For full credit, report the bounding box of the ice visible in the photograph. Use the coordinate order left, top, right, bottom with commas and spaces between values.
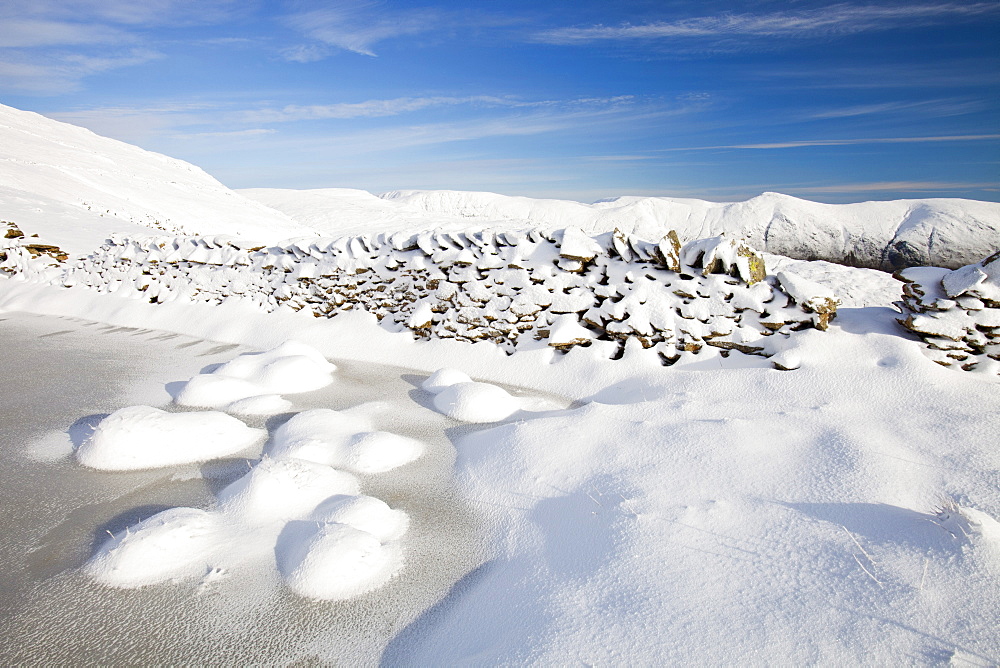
432, 381, 520, 423
75, 405, 264, 470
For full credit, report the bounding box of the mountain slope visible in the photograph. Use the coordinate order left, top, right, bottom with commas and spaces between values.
0, 103, 308, 253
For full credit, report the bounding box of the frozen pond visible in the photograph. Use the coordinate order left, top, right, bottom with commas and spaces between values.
0, 312, 495, 665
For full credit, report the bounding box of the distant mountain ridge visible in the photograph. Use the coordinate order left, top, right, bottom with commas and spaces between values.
376, 190, 999, 271
243, 186, 1000, 270
0, 102, 995, 270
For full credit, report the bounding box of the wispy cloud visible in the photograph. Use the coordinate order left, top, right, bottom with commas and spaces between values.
1, 0, 242, 27
0, 19, 130, 47
235, 94, 637, 124
283, 1, 439, 57
0, 48, 161, 94
663, 133, 1000, 151
0, 0, 241, 92
176, 128, 276, 139
806, 99, 982, 120
239, 96, 517, 124
536, 3, 1000, 47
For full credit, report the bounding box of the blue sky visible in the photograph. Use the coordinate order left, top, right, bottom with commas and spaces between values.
1, 0, 998, 203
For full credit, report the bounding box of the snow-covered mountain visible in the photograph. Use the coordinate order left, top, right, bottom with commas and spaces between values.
243, 187, 1000, 271
1, 101, 995, 269
0, 103, 308, 253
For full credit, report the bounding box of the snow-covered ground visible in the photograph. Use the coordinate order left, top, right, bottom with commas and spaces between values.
1, 102, 999, 664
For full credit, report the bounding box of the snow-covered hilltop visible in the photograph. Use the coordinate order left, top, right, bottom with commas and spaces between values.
0, 103, 308, 253
244, 187, 1000, 271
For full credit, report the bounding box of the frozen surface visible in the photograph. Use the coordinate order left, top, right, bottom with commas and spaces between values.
0, 313, 484, 665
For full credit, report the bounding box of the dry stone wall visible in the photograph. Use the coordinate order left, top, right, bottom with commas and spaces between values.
896, 250, 1000, 374
12, 226, 838, 365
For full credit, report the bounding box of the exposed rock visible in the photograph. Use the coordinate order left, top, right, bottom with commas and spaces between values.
896, 250, 1000, 373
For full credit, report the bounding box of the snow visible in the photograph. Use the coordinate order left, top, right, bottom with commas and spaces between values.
217, 457, 361, 526
0, 104, 308, 252
76, 405, 264, 470
1, 101, 999, 664
420, 367, 472, 393
85, 507, 226, 588
431, 381, 521, 423
276, 521, 403, 601
174, 341, 336, 411
243, 186, 1000, 271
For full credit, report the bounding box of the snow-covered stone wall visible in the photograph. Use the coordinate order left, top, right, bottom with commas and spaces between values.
6, 226, 839, 365
896, 250, 1000, 374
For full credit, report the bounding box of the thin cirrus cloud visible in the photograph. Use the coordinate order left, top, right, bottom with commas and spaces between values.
805, 99, 983, 120
0, 49, 162, 94
236, 95, 636, 124
536, 3, 1000, 46
661, 134, 1000, 151
283, 1, 439, 58
0, 19, 130, 47
239, 96, 517, 124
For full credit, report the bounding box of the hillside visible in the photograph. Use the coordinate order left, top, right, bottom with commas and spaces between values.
0, 103, 308, 253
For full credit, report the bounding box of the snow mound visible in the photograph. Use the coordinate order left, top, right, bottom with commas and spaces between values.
896, 250, 1000, 374
276, 521, 402, 601
85, 507, 224, 587
346, 431, 425, 474
432, 381, 520, 423
175, 342, 335, 410
217, 457, 360, 525
269, 409, 424, 473
269, 409, 370, 464
75, 405, 263, 470
226, 394, 293, 415
421, 368, 473, 393
312, 495, 410, 542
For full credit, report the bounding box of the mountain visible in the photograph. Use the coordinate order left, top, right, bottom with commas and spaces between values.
242, 188, 1000, 270
1, 101, 995, 270
0, 103, 308, 254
